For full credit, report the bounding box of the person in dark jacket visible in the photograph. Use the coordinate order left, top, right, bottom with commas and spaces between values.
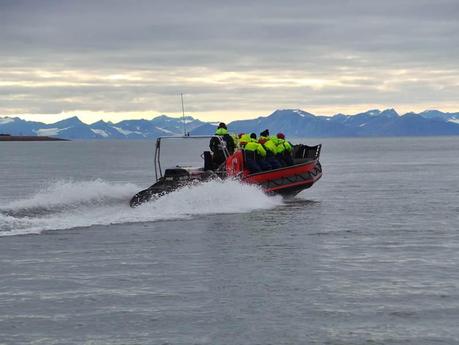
209, 122, 235, 168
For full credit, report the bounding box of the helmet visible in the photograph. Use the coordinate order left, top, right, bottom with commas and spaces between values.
218, 122, 227, 129
277, 133, 285, 139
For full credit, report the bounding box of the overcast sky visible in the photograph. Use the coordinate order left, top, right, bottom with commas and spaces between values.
1, 0, 458, 123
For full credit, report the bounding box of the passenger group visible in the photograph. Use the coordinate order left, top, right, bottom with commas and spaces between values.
209, 122, 294, 173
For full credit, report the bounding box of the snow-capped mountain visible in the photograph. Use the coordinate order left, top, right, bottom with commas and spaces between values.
0, 115, 206, 139
192, 108, 459, 137
418, 110, 459, 124
2, 109, 459, 139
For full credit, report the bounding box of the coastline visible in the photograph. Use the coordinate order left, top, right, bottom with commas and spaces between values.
0, 135, 69, 141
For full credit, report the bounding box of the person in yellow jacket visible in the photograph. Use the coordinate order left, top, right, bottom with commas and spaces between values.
276, 133, 294, 166
258, 129, 281, 169
268, 135, 284, 167
244, 133, 271, 173
238, 133, 251, 149
209, 123, 235, 168
231, 133, 239, 149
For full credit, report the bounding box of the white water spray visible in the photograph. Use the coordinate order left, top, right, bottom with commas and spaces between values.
0, 179, 282, 237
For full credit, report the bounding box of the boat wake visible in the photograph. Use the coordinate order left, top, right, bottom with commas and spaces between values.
0, 179, 282, 237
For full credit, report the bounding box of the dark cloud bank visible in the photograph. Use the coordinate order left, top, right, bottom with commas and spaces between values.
1, 0, 458, 122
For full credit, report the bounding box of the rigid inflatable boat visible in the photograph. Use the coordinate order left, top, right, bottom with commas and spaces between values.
129, 136, 322, 207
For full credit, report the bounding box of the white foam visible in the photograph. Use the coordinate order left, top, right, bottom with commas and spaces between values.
0, 179, 282, 237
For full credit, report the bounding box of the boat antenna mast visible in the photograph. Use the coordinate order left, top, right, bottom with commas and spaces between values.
180, 92, 188, 136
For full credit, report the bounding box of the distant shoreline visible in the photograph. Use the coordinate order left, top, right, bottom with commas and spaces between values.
0, 135, 69, 142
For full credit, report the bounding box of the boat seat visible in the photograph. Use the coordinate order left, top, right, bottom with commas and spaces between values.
293, 144, 321, 160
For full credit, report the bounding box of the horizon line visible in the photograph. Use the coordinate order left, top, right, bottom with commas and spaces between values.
1, 107, 458, 125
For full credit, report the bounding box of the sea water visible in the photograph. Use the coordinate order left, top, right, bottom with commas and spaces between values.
0, 137, 459, 344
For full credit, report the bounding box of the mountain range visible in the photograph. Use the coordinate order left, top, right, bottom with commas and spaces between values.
1, 109, 459, 139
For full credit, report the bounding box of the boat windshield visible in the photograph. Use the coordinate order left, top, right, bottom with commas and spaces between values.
154, 136, 227, 178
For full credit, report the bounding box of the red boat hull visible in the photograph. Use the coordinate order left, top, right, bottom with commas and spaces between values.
226, 151, 322, 197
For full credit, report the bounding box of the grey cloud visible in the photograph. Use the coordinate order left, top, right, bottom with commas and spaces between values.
1, 0, 458, 119
2, 1, 458, 54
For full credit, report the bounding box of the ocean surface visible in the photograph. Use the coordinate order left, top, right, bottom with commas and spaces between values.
1, 137, 459, 345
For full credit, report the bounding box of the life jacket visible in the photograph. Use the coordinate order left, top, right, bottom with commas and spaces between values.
244, 139, 266, 159
270, 136, 280, 146
276, 138, 292, 155
284, 139, 292, 152
260, 138, 277, 156
211, 127, 235, 154
238, 134, 251, 148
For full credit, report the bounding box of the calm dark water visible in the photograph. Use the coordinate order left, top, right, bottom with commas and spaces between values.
1, 137, 459, 344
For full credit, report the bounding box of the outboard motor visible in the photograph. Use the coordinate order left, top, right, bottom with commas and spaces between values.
129, 168, 190, 207
163, 168, 190, 181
